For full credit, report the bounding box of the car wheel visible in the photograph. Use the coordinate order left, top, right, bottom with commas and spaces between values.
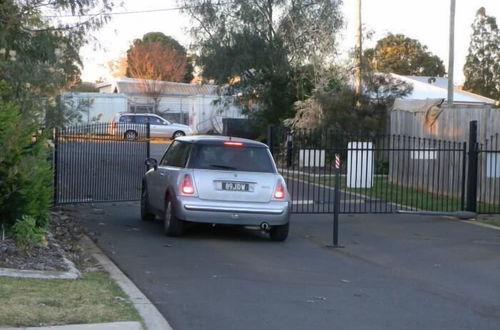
124, 130, 138, 141
172, 131, 185, 139
270, 223, 289, 241
140, 183, 155, 221
164, 197, 184, 236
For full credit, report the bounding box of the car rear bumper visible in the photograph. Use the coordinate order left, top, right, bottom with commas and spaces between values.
174, 197, 290, 226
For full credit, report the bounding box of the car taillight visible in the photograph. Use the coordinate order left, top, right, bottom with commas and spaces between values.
223, 141, 243, 147
181, 174, 195, 195
274, 180, 286, 199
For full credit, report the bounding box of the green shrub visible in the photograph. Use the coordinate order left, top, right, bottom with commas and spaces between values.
375, 160, 389, 175
0, 83, 53, 232
11, 215, 46, 248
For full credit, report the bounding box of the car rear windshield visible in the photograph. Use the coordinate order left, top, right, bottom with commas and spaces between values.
190, 144, 275, 173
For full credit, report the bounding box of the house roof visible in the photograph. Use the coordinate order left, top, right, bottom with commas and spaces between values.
96, 78, 218, 96
394, 74, 496, 104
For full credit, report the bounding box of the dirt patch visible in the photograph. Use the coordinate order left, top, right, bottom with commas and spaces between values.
0, 208, 98, 272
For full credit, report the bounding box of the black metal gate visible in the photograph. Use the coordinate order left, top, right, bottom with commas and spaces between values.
477, 130, 500, 214
269, 122, 500, 215
53, 123, 150, 204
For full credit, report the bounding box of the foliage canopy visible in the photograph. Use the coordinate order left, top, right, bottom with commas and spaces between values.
0, 1, 112, 238
364, 33, 446, 77
181, 0, 343, 131
463, 7, 500, 101
126, 32, 193, 83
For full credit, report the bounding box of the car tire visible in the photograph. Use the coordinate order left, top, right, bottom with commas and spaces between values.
164, 197, 184, 236
172, 131, 185, 139
140, 183, 155, 221
124, 130, 138, 141
270, 223, 289, 241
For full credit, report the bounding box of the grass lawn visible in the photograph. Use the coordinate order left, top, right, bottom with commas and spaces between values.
291, 173, 500, 213
477, 217, 500, 228
0, 271, 142, 327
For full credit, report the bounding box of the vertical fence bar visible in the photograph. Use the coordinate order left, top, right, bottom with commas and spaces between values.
332, 153, 341, 247
52, 127, 59, 205
267, 125, 274, 155
147, 122, 151, 159
461, 142, 467, 210
494, 134, 499, 213
466, 121, 479, 212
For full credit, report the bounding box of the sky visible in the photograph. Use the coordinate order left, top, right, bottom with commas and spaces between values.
79, 0, 500, 85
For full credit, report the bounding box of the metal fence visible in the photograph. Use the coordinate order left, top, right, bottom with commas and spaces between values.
478, 133, 500, 213
268, 122, 500, 215
52, 120, 499, 214
53, 123, 150, 204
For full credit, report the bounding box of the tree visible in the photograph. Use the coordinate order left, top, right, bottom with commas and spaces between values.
286, 68, 413, 132
0, 0, 114, 125
107, 57, 128, 78
70, 82, 98, 92
0, 1, 113, 237
0, 0, 113, 93
126, 33, 193, 114
126, 32, 192, 83
463, 7, 500, 101
364, 34, 446, 77
180, 0, 343, 132
126, 40, 186, 114
127, 41, 187, 82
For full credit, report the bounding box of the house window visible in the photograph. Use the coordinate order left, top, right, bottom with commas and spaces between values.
130, 104, 154, 113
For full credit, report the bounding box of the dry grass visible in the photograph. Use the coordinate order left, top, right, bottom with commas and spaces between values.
477, 217, 500, 228
0, 271, 142, 327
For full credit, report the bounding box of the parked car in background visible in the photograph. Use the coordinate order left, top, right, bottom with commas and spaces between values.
141, 136, 291, 241
110, 113, 193, 140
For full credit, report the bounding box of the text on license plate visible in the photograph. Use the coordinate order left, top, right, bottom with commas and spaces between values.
222, 182, 249, 191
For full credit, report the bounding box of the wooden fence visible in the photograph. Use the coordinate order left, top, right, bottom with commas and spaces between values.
390, 101, 500, 206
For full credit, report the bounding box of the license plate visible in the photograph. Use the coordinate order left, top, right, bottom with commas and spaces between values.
221, 181, 249, 191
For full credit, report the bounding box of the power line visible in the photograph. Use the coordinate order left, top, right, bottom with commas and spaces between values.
43, 6, 188, 18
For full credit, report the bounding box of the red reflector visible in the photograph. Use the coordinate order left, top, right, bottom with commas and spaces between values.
274, 181, 285, 199
223, 141, 243, 147
182, 174, 195, 194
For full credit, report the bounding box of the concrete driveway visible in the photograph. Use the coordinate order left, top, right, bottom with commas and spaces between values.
76, 203, 500, 330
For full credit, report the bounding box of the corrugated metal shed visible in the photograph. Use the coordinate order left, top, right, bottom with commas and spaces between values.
97, 78, 217, 96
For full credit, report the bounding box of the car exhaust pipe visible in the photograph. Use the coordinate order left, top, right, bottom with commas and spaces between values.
260, 222, 270, 230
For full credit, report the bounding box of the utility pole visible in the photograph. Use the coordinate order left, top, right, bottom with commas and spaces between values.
447, 0, 456, 105
355, 0, 362, 99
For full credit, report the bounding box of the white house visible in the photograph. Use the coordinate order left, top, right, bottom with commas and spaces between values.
60, 92, 128, 123
96, 78, 245, 134
393, 74, 496, 105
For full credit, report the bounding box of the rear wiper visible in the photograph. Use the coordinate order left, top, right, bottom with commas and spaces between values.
208, 164, 237, 170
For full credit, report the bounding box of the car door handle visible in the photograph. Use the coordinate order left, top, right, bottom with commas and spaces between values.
159, 172, 166, 176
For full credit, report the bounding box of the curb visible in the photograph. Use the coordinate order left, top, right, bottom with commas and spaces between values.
461, 219, 500, 231
0, 257, 80, 280
0, 321, 143, 330
80, 235, 173, 330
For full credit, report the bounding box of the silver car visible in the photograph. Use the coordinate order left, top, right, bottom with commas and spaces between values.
141, 136, 290, 241
110, 113, 193, 140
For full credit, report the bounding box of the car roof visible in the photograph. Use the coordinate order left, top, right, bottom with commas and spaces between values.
175, 135, 269, 148
118, 113, 159, 116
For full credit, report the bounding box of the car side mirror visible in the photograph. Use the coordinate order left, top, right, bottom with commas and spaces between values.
145, 158, 158, 170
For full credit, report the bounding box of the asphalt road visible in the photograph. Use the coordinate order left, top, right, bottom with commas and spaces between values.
76, 202, 500, 330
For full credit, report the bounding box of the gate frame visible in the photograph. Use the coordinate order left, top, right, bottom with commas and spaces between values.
53, 122, 151, 205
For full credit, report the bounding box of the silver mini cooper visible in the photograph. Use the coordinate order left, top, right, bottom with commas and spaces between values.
141, 136, 290, 241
